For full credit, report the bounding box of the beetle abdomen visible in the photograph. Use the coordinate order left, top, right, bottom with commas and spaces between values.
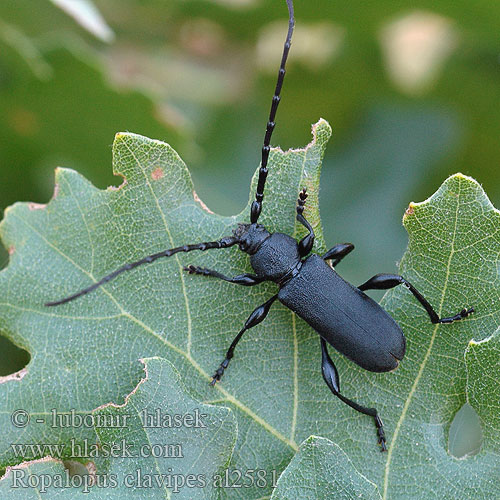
277, 254, 406, 372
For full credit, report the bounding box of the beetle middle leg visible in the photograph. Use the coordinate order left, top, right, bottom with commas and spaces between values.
358, 273, 474, 324
183, 265, 265, 286
211, 294, 278, 385
320, 338, 387, 451
322, 243, 354, 267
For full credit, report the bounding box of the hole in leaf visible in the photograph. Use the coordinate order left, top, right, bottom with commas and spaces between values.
448, 402, 483, 458
63, 460, 97, 490
0, 334, 30, 377
63, 460, 91, 478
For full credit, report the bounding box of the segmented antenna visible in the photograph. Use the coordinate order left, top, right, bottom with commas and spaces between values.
45, 237, 238, 306
250, 0, 295, 224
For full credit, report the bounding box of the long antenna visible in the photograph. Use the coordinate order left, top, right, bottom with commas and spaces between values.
45, 237, 237, 306
250, 0, 295, 224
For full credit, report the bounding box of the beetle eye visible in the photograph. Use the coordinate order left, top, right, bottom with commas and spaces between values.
239, 239, 249, 251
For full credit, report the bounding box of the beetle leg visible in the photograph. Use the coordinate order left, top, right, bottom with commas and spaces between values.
296, 188, 315, 257
320, 338, 387, 451
322, 243, 355, 267
210, 294, 278, 385
358, 274, 474, 324
183, 265, 265, 286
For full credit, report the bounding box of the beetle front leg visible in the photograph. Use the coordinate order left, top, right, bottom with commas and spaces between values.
296, 188, 315, 257
358, 274, 474, 324
322, 243, 354, 267
211, 294, 278, 385
184, 265, 265, 286
320, 338, 387, 451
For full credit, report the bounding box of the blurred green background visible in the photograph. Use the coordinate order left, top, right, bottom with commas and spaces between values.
0, 0, 498, 414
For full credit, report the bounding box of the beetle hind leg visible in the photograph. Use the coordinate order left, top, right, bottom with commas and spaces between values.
320, 338, 387, 451
358, 273, 474, 324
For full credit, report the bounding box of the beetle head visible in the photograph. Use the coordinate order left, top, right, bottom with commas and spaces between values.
233, 223, 270, 255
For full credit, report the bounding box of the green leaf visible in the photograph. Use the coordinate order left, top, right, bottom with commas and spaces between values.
280, 173, 500, 499
270, 436, 380, 500
0, 121, 499, 499
0, 357, 236, 498
375, 174, 500, 499
0, 120, 329, 498
465, 328, 500, 449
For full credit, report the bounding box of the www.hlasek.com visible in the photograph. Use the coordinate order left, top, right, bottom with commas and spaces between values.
11, 438, 185, 460
9, 468, 279, 493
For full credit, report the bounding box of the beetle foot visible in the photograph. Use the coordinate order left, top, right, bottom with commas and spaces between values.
378, 433, 387, 452
296, 187, 308, 215
462, 307, 474, 317
210, 358, 230, 386
379, 438, 387, 452
184, 265, 207, 275
374, 415, 387, 452
438, 306, 475, 324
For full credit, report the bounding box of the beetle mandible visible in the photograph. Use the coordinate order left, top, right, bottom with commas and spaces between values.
46, 0, 474, 451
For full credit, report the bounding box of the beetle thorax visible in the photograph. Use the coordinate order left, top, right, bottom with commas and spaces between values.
233, 224, 301, 282
249, 232, 301, 283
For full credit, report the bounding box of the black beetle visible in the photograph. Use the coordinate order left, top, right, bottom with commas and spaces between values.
46, 0, 473, 450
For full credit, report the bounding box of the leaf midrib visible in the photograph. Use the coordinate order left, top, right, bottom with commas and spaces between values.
382, 180, 462, 499
116, 140, 302, 450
